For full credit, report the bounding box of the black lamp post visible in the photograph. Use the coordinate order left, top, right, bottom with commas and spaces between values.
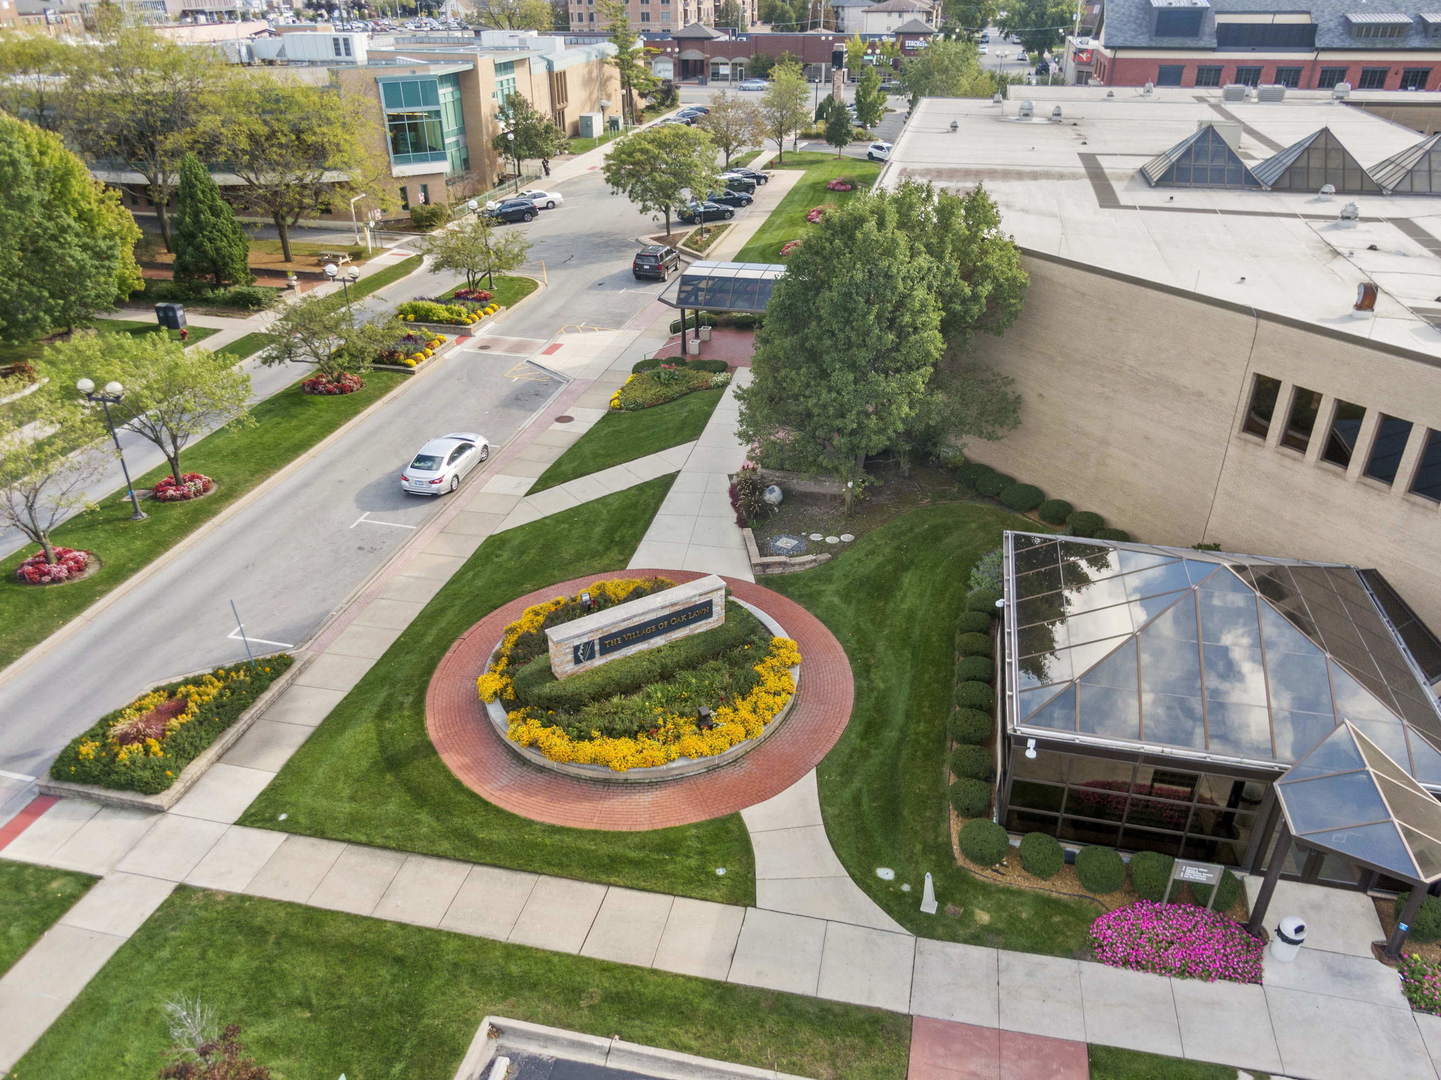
325, 261, 360, 325
75, 377, 146, 521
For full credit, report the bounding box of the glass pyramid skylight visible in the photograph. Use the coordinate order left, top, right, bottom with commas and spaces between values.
1003, 532, 1441, 784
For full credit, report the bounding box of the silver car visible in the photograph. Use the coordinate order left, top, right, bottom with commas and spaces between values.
401, 432, 490, 495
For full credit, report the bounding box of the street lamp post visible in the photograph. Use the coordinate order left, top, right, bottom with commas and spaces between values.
75, 378, 146, 521
598, 98, 611, 136
348, 193, 369, 245
325, 262, 360, 324
506, 131, 520, 193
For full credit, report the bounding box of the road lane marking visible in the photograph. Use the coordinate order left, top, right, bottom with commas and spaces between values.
504, 361, 554, 383
350, 511, 419, 530
226, 628, 296, 649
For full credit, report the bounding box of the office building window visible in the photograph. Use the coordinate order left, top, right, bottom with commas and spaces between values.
1411, 430, 1441, 500
1157, 65, 1183, 86
1216, 23, 1315, 48
399, 185, 410, 210
1242, 374, 1281, 439
494, 75, 517, 101
1364, 414, 1413, 484
1359, 68, 1389, 89
1321, 400, 1366, 468
1317, 67, 1349, 88
333, 36, 343, 56
1154, 8, 1202, 35
419, 183, 430, 205
1195, 66, 1222, 87
1234, 66, 1262, 87
1401, 68, 1431, 90
380, 74, 467, 172
1274, 67, 1302, 88
1280, 386, 1322, 453
640, 8, 649, 17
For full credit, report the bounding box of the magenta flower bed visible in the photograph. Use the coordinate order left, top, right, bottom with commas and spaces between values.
1401, 954, 1441, 1014
1090, 901, 1263, 983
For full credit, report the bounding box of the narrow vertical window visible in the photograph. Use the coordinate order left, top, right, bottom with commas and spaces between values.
1321, 400, 1366, 468
1409, 430, 1441, 501
1280, 387, 1322, 453
1242, 375, 1281, 439
1365, 414, 1413, 485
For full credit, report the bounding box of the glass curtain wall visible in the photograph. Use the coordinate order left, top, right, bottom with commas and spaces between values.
381, 74, 468, 173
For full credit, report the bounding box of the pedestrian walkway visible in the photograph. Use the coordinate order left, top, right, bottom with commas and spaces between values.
707, 171, 803, 263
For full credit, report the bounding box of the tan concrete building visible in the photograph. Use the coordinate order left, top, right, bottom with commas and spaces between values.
883, 88, 1441, 641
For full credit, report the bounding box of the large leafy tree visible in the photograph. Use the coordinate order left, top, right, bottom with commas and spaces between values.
824, 102, 852, 157
61, 26, 221, 251
601, 0, 657, 125
0, 393, 103, 566
845, 34, 867, 72
209, 73, 377, 265
717, 0, 746, 28
853, 64, 886, 129
468, 0, 553, 28
698, 91, 765, 167
998, 0, 1074, 55
494, 93, 569, 178
898, 39, 993, 105
737, 195, 944, 502
256, 294, 398, 382
0, 114, 141, 343
172, 153, 252, 289
759, 59, 809, 164
602, 124, 721, 236
0, 31, 76, 130
44, 331, 252, 485
420, 212, 530, 290
943, 0, 1000, 36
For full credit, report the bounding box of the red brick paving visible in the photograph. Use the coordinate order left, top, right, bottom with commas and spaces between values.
426, 569, 853, 831
0, 795, 57, 851
652, 327, 755, 367
908, 1018, 1089, 1080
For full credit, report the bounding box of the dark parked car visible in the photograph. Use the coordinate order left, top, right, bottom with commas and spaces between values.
720, 174, 756, 194
632, 244, 680, 280
678, 201, 735, 225
484, 198, 536, 224
724, 166, 769, 184
707, 189, 753, 208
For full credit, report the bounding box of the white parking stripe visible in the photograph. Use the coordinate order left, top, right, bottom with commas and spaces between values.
350, 511, 419, 530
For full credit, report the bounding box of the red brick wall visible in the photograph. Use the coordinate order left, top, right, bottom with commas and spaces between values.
1097, 54, 1440, 91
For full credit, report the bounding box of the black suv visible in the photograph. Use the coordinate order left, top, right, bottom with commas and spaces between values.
484, 198, 537, 224
632, 244, 680, 280
707, 189, 753, 208
720, 174, 756, 194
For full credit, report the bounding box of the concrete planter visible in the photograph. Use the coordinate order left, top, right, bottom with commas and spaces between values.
742, 527, 832, 576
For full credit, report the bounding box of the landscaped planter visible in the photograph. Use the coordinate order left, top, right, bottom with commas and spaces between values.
302, 372, 365, 395
741, 528, 832, 576
150, 473, 216, 502
15, 547, 96, 586
374, 330, 450, 372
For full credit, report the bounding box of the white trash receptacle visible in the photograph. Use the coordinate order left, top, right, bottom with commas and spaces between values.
1268, 915, 1306, 962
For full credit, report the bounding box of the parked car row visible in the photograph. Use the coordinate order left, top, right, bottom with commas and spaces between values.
481, 188, 565, 224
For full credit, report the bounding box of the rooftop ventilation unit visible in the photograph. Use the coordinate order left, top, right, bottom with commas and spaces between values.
1257, 84, 1286, 103
1319, 183, 1336, 199
1334, 82, 1352, 100
1356, 282, 1379, 311
1051, 106, 1063, 122
1142, 81, 1154, 96
1018, 99, 1034, 119
992, 91, 1003, 104
1340, 201, 1361, 220
1222, 84, 1248, 102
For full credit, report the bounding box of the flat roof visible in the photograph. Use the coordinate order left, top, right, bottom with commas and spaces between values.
880, 88, 1441, 360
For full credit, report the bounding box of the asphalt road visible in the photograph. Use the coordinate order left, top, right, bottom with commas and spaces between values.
0, 164, 673, 781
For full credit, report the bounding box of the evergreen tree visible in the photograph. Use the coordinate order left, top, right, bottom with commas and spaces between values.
171, 152, 252, 288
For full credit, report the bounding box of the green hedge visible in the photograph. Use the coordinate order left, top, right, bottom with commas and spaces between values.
954, 632, 993, 658
1129, 851, 1174, 901
134, 279, 279, 311
617, 367, 725, 410
409, 203, 449, 229
1190, 869, 1244, 912
512, 603, 768, 711
949, 778, 991, 818
974, 471, 1013, 497
966, 588, 1002, 614
1095, 527, 1132, 542
51, 656, 294, 794
1037, 498, 1073, 525
959, 819, 1009, 865
1018, 832, 1064, 879
954, 681, 995, 711
999, 483, 1045, 512
666, 311, 763, 334
632, 356, 730, 374
1066, 510, 1105, 538
955, 655, 992, 683
953, 462, 997, 491
1075, 845, 1125, 893
1395, 892, 1441, 943
949, 744, 993, 781
955, 611, 993, 635
948, 707, 993, 745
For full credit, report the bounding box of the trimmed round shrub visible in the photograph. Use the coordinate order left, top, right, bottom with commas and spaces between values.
950, 744, 993, 781
1189, 869, 1244, 913
1129, 850, 1175, 901
950, 778, 991, 818
949, 707, 993, 745
1066, 510, 1105, 537
956, 611, 993, 635
1075, 845, 1125, 894
959, 818, 1009, 865
974, 471, 1013, 497
954, 681, 995, 711
999, 483, 1045, 512
955, 631, 993, 658
1018, 832, 1064, 879
966, 588, 1003, 614
1395, 892, 1441, 944
1037, 498, 1073, 525
953, 462, 997, 491
1094, 527, 1132, 542
955, 655, 993, 683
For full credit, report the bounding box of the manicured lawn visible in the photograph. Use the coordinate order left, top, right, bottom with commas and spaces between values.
771, 504, 1098, 957
239, 476, 757, 904
729, 149, 763, 167
567, 128, 624, 154
0, 861, 96, 975
767, 149, 847, 169
16, 889, 909, 1080
213, 331, 270, 364
439, 273, 539, 309
88, 318, 219, 346
1088, 1044, 1264, 1080
246, 237, 369, 263
733, 157, 882, 264
314, 254, 424, 315
0, 371, 408, 674
527, 388, 724, 494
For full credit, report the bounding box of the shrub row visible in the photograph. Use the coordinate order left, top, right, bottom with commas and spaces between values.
1395, 892, 1441, 943
950, 461, 1132, 542
949, 707, 993, 745
666, 311, 764, 334
633, 355, 729, 374
134, 279, 279, 311
614, 366, 726, 410
409, 203, 450, 229
949, 744, 993, 781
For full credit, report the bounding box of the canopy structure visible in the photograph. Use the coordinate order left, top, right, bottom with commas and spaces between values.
657, 261, 786, 314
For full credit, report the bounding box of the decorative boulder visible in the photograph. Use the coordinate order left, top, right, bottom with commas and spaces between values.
763, 484, 784, 506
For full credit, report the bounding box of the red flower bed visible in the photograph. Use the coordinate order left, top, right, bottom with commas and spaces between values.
152, 473, 214, 502
779, 240, 803, 257
302, 372, 364, 395
805, 205, 830, 223
825, 178, 854, 192
16, 547, 90, 585
452, 288, 493, 303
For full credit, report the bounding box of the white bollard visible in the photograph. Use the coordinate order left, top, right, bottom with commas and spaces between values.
920, 872, 938, 915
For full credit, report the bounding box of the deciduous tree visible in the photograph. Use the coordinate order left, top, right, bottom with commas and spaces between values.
468, 0, 553, 29
844, 34, 867, 73
898, 38, 994, 105
601, 0, 657, 125
172, 153, 253, 289
942, 0, 1000, 36
824, 101, 852, 156
0, 31, 76, 130
698, 91, 765, 166
0, 114, 142, 343
853, 63, 886, 129
602, 123, 721, 236
421, 212, 530, 289
0, 393, 103, 566
759, 59, 808, 163
494, 93, 569, 178
717, 0, 746, 28
998, 0, 1073, 56
256, 293, 397, 382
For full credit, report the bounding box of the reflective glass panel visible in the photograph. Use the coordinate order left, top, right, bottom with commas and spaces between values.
1410, 430, 1441, 502
1283, 724, 1366, 780
1058, 573, 1131, 616
1126, 796, 1192, 831
1281, 387, 1323, 452
1264, 651, 1333, 715
1144, 592, 1199, 640
1117, 548, 1178, 574
1018, 685, 1068, 721
1375, 775, 1441, 832
1272, 710, 1336, 762
1198, 567, 1253, 594
1140, 693, 1207, 748
1364, 414, 1413, 485
1203, 645, 1270, 706
1065, 604, 1139, 646
1242, 374, 1281, 438
1079, 638, 1138, 690
1329, 663, 1399, 722
1060, 550, 1121, 586
1078, 683, 1142, 738
1121, 562, 1195, 599
1062, 635, 1133, 675
1198, 591, 1261, 648
1137, 629, 1203, 699
1407, 731, 1441, 788
1399, 823, 1441, 879
1014, 538, 1060, 576
1205, 700, 1274, 758
1351, 719, 1411, 767
1024, 686, 1077, 730
1282, 770, 1390, 833
1322, 400, 1366, 468
1015, 648, 1072, 692
1301, 822, 1413, 876
1131, 590, 1192, 629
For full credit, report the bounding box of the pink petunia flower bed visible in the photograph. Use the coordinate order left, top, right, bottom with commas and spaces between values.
1090, 901, 1264, 984
1401, 954, 1441, 1014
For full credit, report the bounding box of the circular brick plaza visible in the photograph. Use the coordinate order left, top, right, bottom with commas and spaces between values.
425, 569, 854, 831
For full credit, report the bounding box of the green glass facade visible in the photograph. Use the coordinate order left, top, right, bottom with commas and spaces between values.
379, 73, 469, 174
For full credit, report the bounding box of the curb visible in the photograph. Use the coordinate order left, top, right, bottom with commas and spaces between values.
0, 275, 546, 691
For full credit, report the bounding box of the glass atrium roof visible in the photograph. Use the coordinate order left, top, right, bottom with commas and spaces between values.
1277, 722, 1441, 883
658, 261, 786, 314
1002, 532, 1441, 784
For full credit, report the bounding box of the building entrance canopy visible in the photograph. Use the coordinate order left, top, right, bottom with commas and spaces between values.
657, 261, 786, 314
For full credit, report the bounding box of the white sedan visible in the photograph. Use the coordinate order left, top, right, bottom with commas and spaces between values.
738, 78, 768, 91
401, 432, 491, 495
514, 189, 564, 210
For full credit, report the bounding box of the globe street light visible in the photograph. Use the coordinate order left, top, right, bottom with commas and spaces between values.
75, 377, 146, 521
325, 261, 361, 325
506, 130, 520, 193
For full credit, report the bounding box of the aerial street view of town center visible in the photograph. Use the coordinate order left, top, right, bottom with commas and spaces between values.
15, 2, 1441, 1079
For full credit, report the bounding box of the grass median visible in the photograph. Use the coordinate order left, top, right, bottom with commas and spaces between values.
15, 888, 909, 1080
733, 157, 882, 264
439, 274, 539, 309
239, 475, 757, 904
527, 388, 724, 494
1088, 1045, 1262, 1080
770, 503, 1097, 957
0, 370, 409, 673
0, 861, 96, 976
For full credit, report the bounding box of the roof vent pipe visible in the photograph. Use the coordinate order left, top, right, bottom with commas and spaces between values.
1356, 282, 1379, 311
1051, 105, 1063, 122
1318, 183, 1336, 200
1018, 99, 1034, 119
1340, 201, 1361, 221
1142, 81, 1154, 96
1333, 81, 1352, 100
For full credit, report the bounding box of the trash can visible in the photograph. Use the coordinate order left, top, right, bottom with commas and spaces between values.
154, 302, 187, 330
1268, 916, 1306, 962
